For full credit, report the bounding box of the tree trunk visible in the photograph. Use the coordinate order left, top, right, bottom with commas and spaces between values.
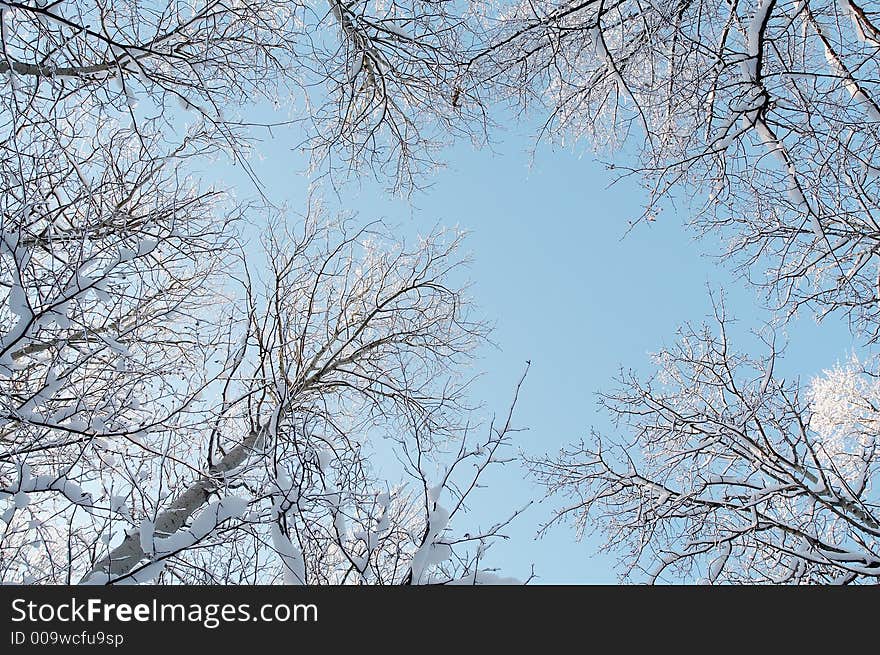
82, 428, 264, 583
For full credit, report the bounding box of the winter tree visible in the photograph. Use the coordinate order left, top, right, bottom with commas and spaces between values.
528, 305, 880, 583
0, 1, 525, 585
477, 0, 880, 582
479, 0, 880, 329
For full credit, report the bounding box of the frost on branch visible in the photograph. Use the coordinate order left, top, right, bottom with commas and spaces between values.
807, 358, 880, 488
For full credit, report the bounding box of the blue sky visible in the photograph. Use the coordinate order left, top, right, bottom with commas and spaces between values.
211, 115, 864, 583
